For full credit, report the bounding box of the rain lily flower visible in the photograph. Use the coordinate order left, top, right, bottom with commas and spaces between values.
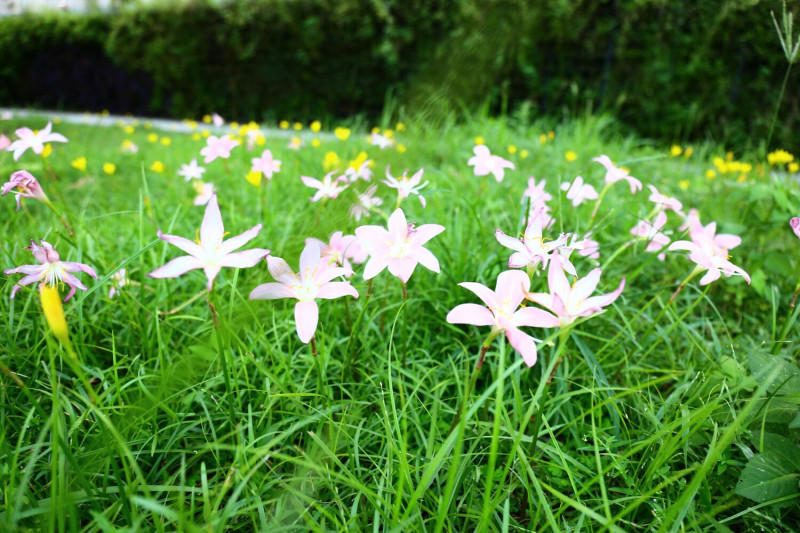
495, 207, 573, 274
680, 210, 742, 251
369, 132, 393, 149
178, 159, 206, 181
668, 224, 749, 286
526, 253, 625, 327
2, 170, 49, 210
446, 270, 559, 367
301, 172, 348, 202
200, 135, 239, 163
249, 241, 358, 344
211, 113, 224, 127
593, 155, 642, 194
288, 136, 304, 150
355, 208, 445, 283
0, 134, 10, 150
630, 211, 671, 260
647, 185, 683, 213
350, 184, 383, 221
148, 194, 270, 291
192, 181, 215, 206
305, 231, 367, 277
344, 155, 373, 182
565, 233, 600, 260
5, 240, 97, 301
791, 218, 800, 240
251, 149, 282, 178
561, 176, 599, 207
522, 178, 553, 206
109, 268, 128, 299
383, 166, 428, 208
468, 145, 515, 182
7, 122, 68, 161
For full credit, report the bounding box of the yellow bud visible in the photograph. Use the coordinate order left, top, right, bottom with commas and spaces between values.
203, 114, 212, 123
160, 137, 172, 146
683, 146, 693, 158
334, 127, 351, 141
40, 284, 70, 346
71, 156, 87, 172
678, 180, 690, 190
548, 131, 555, 139
311, 138, 321, 148
705, 169, 717, 179
520, 149, 529, 159
789, 162, 799, 173
539, 134, 547, 144
293, 122, 303, 131
396, 122, 406, 131
147, 133, 158, 143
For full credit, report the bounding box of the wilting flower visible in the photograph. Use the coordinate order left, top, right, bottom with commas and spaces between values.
201, 135, 239, 163
108, 268, 128, 299
355, 208, 445, 283
7, 122, 68, 161
251, 149, 281, 178
526, 253, 625, 327
446, 270, 559, 367
383, 166, 428, 208
305, 231, 367, 277
668, 223, 749, 285
350, 184, 383, 221
5, 240, 97, 301
495, 207, 572, 273
630, 211, 671, 260
192, 181, 215, 206
178, 159, 206, 181
2, 170, 49, 210
249, 241, 358, 343
301, 172, 348, 202
468, 145, 515, 182
148, 194, 270, 291
561, 176, 599, 207
647, 185, 683, 213
791, 218, 800, 240
593, 155, 642, 194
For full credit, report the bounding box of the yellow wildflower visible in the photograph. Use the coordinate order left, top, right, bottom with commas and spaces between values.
192, 132, 202, 141
705, 169, 717, 179
310, 120, 322, 132
334, 127, 351, 141
144, 121, 152, 129
124, 125, 135, 134
670, 145, 682, 157
150, 161, 164, 173
160, 137, 172, 146
683, 147, 693, 158
548, 131, 555, 140
678, 180, 690, 190
565, 151, 578, 162
396, 144, 407, 153
474, 136, 485, 145
539, 134, 547, 144
311, 138, 321, 148
789, 162, 799, 173
507, 145, 518, 155
323, 151, 341, 171
279, 120, 289, 130
768, 149, 794, 165
246, 170, 262, 187
71, 156, 87, 172
293, 122, 302, 131
202, 114, 212, 123
147, 133, 158, 143
41, 144, 52, 158
396, 122, 406, 131
383, 129, 394, 138
103, 163, 116, 175
520, 149, 529, 159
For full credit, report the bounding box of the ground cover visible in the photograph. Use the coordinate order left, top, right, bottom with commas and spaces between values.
1, 111, 799, 531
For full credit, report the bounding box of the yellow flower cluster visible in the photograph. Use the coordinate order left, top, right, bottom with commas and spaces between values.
539, 131, 555, 144
707, 152, 753, 183
670, 145, 693, 158
767, 149, 795, 166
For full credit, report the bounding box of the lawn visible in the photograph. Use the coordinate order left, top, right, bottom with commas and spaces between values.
1, 111, 799, 531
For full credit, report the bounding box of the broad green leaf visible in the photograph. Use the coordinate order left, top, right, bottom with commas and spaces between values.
747, 351, 800, 395
735, 453, 799, 503
753, 432, 800, 471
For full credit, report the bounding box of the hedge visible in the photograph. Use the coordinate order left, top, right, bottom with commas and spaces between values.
0, 0, 796, 148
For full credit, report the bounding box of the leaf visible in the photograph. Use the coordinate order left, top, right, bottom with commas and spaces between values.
747, 350, 800, 395
790, 412, 800, 429
753, 432, 800, 471
735, 453, 799, 503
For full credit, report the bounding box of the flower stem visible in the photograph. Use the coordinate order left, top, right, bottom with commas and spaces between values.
669, 266, 703, 304
449, 333, 495, 434
44, 199, 73, 237
590, 182, 612, 221
530, 329, 571, 454
207, 292, 237, 424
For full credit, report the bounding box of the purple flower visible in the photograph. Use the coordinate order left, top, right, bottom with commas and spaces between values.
5, 240, 97, 301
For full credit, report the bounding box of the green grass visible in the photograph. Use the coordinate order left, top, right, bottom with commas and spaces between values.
1, 111, 799, 531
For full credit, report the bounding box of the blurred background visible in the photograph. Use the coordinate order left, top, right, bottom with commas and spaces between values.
0, 0, 797, 149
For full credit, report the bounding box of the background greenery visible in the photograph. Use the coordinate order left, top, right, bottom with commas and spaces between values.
0, 0, 797, 148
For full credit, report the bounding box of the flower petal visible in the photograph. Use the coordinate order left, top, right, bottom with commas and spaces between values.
363, 255, 389, 280
295, 300, 319, 343
267, 256, 297, 284
220, 249, 270, 268
148, 256, 204, 279
513, 306, 560, 329
316, 281, 359, 300
506, 328, 538, 367
219, 224, 263, 255
200, 195, 224, 248
387, 257, 417, 283
157, 230, 203, 257
446, 303, 495, 326
249, 282, 296, 300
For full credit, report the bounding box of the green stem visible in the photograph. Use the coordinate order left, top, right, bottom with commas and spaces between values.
765, 62, 792, 158
449, 332, 496, 434
530, 329, 571, 454
207, 292, 237, 425
590, 182, 612, 221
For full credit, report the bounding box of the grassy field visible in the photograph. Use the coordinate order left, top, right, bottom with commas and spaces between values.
1, 111, 799, 531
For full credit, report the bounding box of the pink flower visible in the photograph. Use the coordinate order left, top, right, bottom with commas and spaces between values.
249, 242, 358, 343
565, 233, 600, 260
526, 253, 625, 327
791, 218, 800, 240
211, 113, 225, 127
0, 134, 10, 151
350, 185, 383, 221
681, 210, 741, 251
344, 160, 373, 182
369, 133, 394, 149
668, 225, 749, 286
301, 172, 348, 202
383, 166, 428, 208
148, 194, 270, 291
192, 181, 215, 206
251, 149, 282, 178
446, 270, 559, 367
522, 178, 553, 206
177, 159, 206, 181
592, 155, 642, 194
560, 176, 599, 207
630, 211, 671, 260
495, 208, 572, 273
468, 145, 515, 183
2, 170, 49, 210
305, 231, 367, 277
647, 185, 683, 214
109, 268, 128, 299
5, 240, 97, 301
7, 122, 68, 161
355, 208, 444, 283
200, 135, 239, 163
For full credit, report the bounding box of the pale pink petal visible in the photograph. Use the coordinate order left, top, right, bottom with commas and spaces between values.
10, 274, 42, 298
301, 176, 322, 189
513, 306, 560, 329
315, 265, 351, 285
506, 328, 538, 367
446, 303, 495, 326
580, 277, 625, 314
714, 234, 741, 250
219, 224, 263, 255
249, 282, 296, 300
199, 195, 224, 248
148, 256, 204, 279
299, 242, 321, 273
387, 257, 417, 283
363, 255, 390, 280
458, 281, 499, 309
267, 256, 297, 284
495, 270, 531, 309
156, 230, 203, 257
698, 268, 721, 286
410, 247, 440, 273
410, 223, 445, 245
548, 254, 572, 303
570, 268, 602, 304
354, 225, 389, 252
386, 209, 408, 241
316, 281, 359, 299
525, 291, 554, 311
4, 264, 46, 276
495, 229, 526, 254
668, 240, 698, 253
202, 265, 222, 291
791, 218, 800, 240
220, 249, 270, 268
295, 300, 319, 343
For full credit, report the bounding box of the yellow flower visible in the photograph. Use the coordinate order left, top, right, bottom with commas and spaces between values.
230, 121, 239, 131
539, 134, 547, 144
144, 121, 152, 129
371, 127, 381, 134
474, 136, 485, 145
520, 149, 529, 159
311, 138, 321, 148
124, 125, 135, 134
383, 129, 394, 138
396, 144, 407, 153
310, 120, 322, 132
255, 134, 266, 146
279, 120, 289, 130
507, 145, 518, 154
41, 144, 52, 158
678, 180, 690, 190
323, 151, 341, 171
727, 161, 741, 173
789, 162, 799, 173
548, 131, 555, 140
245, 170, 262, 187
334, 127, 351, 141
713, 157, 727, 173
565, 151, 578, 162
160, 137, 172, 146
349, 151, 368, 169
670, 145, 682, 157
293, 122, 302, 131
147, 133, 158, 143
192, 132, 202, 141
683, 146, 693, 158
289, 136, 303, 149
767, 149, 794, 165
103, 163, 116, 175
396, 122, 406, 131
737, 173, 747, 183
202, 130, 211, 138
150, 161, 164, 173
202, 114, 212, 124
121, 139, 136, 151
71, 156, 87, 172
705, 169, 717, 179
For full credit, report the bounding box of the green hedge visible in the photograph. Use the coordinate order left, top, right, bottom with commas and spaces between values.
0, 0, 795, 148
